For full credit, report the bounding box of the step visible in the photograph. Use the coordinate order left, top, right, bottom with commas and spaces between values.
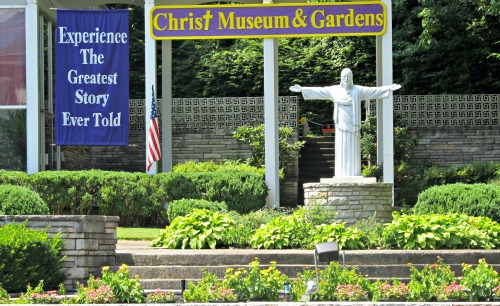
115, 249, 500, 290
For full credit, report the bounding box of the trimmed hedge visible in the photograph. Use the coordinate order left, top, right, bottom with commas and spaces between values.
0, 223, 65, 293
0, 185, 49, 215
0, 169, 268, 227
413, 183, 500, 223
166, 199, 228, 224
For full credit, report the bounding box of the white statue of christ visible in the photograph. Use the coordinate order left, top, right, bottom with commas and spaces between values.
290, 68, 401, 177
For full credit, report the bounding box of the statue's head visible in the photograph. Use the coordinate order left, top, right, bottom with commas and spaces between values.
340, 68, 353, 90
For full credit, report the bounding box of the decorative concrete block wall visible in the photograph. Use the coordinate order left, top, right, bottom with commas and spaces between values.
0, 215, 119, 290
303, 180, 393, 224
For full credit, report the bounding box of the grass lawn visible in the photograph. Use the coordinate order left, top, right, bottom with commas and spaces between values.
117, 227, 163, 240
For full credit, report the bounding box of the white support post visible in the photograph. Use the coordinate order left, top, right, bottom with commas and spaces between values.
381, 0, 395, 200
26, 2, 40, 174
161, 40, 173, 172
145, 0, 158, 174
263, 38, 280, 209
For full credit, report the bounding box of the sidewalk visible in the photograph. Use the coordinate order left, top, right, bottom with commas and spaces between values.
116, 240, 151, 250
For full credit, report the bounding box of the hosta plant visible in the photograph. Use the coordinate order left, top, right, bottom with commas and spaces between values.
152, 209, 235, 249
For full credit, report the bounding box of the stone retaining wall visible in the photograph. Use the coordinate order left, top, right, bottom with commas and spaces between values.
0, 215, 119, 290
303, 179, 393, 224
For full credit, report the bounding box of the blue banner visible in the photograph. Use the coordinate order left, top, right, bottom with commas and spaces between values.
55, 9, 129, 145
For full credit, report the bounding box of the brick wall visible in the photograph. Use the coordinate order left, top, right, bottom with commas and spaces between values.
408, 126, 499, 167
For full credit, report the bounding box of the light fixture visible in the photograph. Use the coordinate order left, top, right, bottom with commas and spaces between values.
313, 241, 339, 283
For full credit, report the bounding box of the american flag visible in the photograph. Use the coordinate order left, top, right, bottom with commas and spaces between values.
146, 84, 161, 171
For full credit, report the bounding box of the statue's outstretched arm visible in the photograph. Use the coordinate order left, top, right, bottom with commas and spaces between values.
289, 84, 302, 93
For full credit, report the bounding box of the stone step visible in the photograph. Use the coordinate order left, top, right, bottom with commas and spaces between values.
115, 249, 500, 290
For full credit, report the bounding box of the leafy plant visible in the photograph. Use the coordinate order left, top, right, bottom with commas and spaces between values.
75, 275, 117, 304
311, 223, 367, 250
249, 208, 313, 249
183, 269, 236, 302
100, 265, 144, 303
222, 258, 289, 301
437, 282, 466, 301
0, 283, 9, 304
460, 258, 500, 301
151, 209, 235, 249
407, 256, 456, 301
232, 124, 305, 175
291, 262, 369, 302
382, 212, 500, 250
166, 198, 227, 224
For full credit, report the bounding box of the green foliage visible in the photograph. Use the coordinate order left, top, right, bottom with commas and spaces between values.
183, 269, 237, 302
291, 262, 369, 301
414, 183, 500, 223
75, 274, 118, 304
166, 198, 227, 224
0, 223, 65, 293
100, 265, 144, 303
0, 283, 10, 303
223, 258, 289, 301
460, 258, 500, 301
361, 114, 417, 165
151, 209, 235, 249
155, 171, 268, 215
0, 185, 49, 215
351, 214, 385, 249
227, 208, 290, 248
28, 170, 155, 226
232, 124, 305, 175
407, 256, 456, 301
0, 110, 26, 171
311, 223, 368, 250
172, 160, 265, 176
249, 208, 314, 249
382, 212, 500, 250
0, 170, 28, 185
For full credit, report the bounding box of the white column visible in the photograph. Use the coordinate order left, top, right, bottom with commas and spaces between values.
381, 0, 395, 193
145, 0, 158, 174
161, 40, 173, 172
26, 2, 40, 174
375, 36, 383, 165
263, 38, 280, 208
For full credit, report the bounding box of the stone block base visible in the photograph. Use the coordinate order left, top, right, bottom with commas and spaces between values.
303, 177, 393, 225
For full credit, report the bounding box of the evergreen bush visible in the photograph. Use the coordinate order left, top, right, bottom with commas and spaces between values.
0, 223, 65, 293
413, 183, 500, 223
166, 198, 228, 223
0, 185, 49, 215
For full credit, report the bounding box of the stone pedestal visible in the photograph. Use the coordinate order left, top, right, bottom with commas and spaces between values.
303, 177, 393, 225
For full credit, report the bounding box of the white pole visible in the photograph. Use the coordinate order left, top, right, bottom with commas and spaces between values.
161, 40, 173, 172
263, 38, 280, 209
145, 0, 158, 174
381, 0, 395, 203
26, 2, 40, 174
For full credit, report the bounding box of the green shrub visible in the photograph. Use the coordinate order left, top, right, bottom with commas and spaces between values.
151, 209, 235, 249
173, 160, 265, 176
0, 283, 9, 303
249, 208, 314, 249
227, 208, 290, 248
311, 223, 368, 250
0, 223, 65, 293
382, 212, 500, 250
166, 198, 227, 223
413, 183, 500, 223
407, 256, 456, 301
157, 171, 267, 214
0, 185, 49, 215
0, 170, 28, 185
